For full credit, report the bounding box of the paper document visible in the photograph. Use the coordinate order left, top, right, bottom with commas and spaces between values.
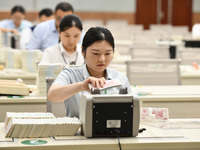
89, 79, 122, 91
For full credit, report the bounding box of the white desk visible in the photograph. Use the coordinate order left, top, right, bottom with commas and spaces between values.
155, 40, 182, 46
134, 85, 200, 118
0, 119, 200, 150
115, 39, 134, 46
181, 65, 200, 85
181, 72, 200, 85
0, 96, 46, 122
0, 69, 36, 85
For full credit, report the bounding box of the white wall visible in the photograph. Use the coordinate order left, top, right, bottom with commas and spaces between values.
0, 0, 136, 12
1, 0, 200, 13
193, 0, 200, 12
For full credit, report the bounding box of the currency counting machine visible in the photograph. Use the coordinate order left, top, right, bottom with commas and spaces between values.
79, 90, 140, 138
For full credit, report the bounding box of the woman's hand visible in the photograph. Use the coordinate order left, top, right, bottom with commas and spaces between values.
81, 77, 106, 91
48, 77, 106, 102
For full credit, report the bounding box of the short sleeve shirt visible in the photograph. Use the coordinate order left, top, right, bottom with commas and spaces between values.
53, 64, 132, 118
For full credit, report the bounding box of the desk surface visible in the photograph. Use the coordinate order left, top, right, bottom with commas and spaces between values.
0, 69, 36, 84
133, 85, 200, 96
0, 96, 46, 103
181, 65, 200, 78
135, 85, 200, 118
0, 96, 47, 122
0, 119, 200, 150
0, 69, 36, 78
155, 40, 182, 46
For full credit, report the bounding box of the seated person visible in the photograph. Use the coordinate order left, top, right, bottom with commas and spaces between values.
48, 27, 132, 118
0, 5, 32, 45
36, 8, 54, 25
40, 14, 84, 66
20, 8, 54, 49
26, 2, 84, 51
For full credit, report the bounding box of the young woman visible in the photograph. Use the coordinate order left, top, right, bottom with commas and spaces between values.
40, 14, 84, 66
0, 5, 32, 34
48, 27, 132, 118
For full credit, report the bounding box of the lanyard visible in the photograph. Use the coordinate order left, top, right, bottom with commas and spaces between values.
59, 45, 78, 65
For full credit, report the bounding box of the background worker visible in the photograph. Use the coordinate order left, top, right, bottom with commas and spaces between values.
20, 8, 54, 49
26, 2, 84, 51
0, 5, 32, 46
40, 14, 84, 66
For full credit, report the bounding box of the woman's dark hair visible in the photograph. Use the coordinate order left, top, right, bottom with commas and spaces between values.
55, 2, 74, 13
82, 27, 115, 55
59, 14, 83, 32
11, 5, 25, 14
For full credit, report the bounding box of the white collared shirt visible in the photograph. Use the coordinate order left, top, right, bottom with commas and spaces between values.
40, 42, 84, 66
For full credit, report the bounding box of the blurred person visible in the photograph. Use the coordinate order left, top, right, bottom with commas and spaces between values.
38, 8, 54, 23
20, 8, 54, 49
40, 14, 84, 66
0, 5, 32, 34
0, 5, 32, 45
26, 2, 84, 51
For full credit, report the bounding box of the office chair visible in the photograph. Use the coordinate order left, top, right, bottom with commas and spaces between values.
125, 59, 181, 85
46, 77, 66, 117
115, 42, 133, 55
131, 45, 170, 60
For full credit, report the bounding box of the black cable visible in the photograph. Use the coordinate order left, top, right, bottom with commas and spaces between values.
115, 129, 122, 150
139, 128, 146, 133
114, 128, 146, 150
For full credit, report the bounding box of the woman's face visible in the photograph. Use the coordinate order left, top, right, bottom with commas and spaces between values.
60, 27, 81, 51
12, 12, 25, 27
84, 40, 114, 76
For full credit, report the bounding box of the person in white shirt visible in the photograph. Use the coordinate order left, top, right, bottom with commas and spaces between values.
192, 23, 200, 39
0, 5, 32, 46
40, 14, 84, 66
20, 8, 54, 49
0, 5, 32, 34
